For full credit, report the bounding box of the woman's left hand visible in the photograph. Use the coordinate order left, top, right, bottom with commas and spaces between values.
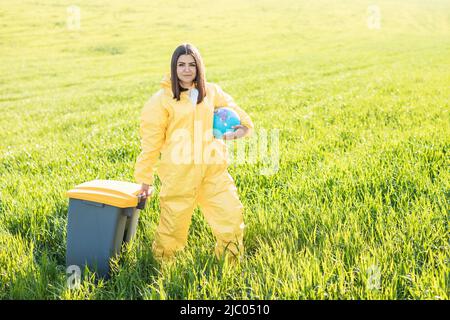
222, 125, 249, 140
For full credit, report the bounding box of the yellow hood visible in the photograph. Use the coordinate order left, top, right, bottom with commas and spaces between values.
160, 73, 172, 91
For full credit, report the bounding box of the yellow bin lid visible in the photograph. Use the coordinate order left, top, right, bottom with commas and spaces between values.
66, 180, 144, 208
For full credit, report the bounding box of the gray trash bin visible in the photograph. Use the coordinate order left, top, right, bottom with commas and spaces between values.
66, 180, 151, 278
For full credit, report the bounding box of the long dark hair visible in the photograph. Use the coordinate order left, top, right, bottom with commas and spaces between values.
170, 43, 206, 104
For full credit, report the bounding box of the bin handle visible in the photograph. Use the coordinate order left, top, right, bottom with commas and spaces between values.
82, 200, 105, 208
136, 195, 147, 210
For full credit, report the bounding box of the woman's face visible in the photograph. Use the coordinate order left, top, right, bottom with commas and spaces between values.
177, 54, 197, 86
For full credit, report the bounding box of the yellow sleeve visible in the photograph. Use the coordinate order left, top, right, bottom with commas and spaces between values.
213, 83, 254, 138
134, 92, 168, 185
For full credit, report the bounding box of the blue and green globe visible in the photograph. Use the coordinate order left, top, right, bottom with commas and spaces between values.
213, 107, 241, 139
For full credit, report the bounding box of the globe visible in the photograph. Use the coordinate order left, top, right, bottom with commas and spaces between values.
213, 107, 241, 139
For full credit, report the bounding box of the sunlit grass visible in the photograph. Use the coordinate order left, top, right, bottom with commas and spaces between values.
0, 0, 449, 299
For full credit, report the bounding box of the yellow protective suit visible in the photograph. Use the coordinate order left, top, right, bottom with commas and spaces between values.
134, 74, 254, 261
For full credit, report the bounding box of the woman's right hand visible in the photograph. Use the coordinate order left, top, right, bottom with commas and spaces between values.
139, 183, 151, 198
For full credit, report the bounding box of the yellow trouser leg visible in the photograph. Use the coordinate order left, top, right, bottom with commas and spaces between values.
197, 165, 245, 261
152, 164, 202, 261
152, 193, 196, 261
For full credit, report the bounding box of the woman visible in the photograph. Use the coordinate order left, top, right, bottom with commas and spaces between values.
134, 43, 254, 262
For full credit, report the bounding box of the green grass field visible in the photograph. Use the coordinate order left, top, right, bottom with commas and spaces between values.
0, 0, 449, 299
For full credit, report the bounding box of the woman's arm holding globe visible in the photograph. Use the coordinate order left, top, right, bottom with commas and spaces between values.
213, 83, 254, 139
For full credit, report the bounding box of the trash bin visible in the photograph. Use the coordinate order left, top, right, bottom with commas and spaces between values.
65, 180, 151, 278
